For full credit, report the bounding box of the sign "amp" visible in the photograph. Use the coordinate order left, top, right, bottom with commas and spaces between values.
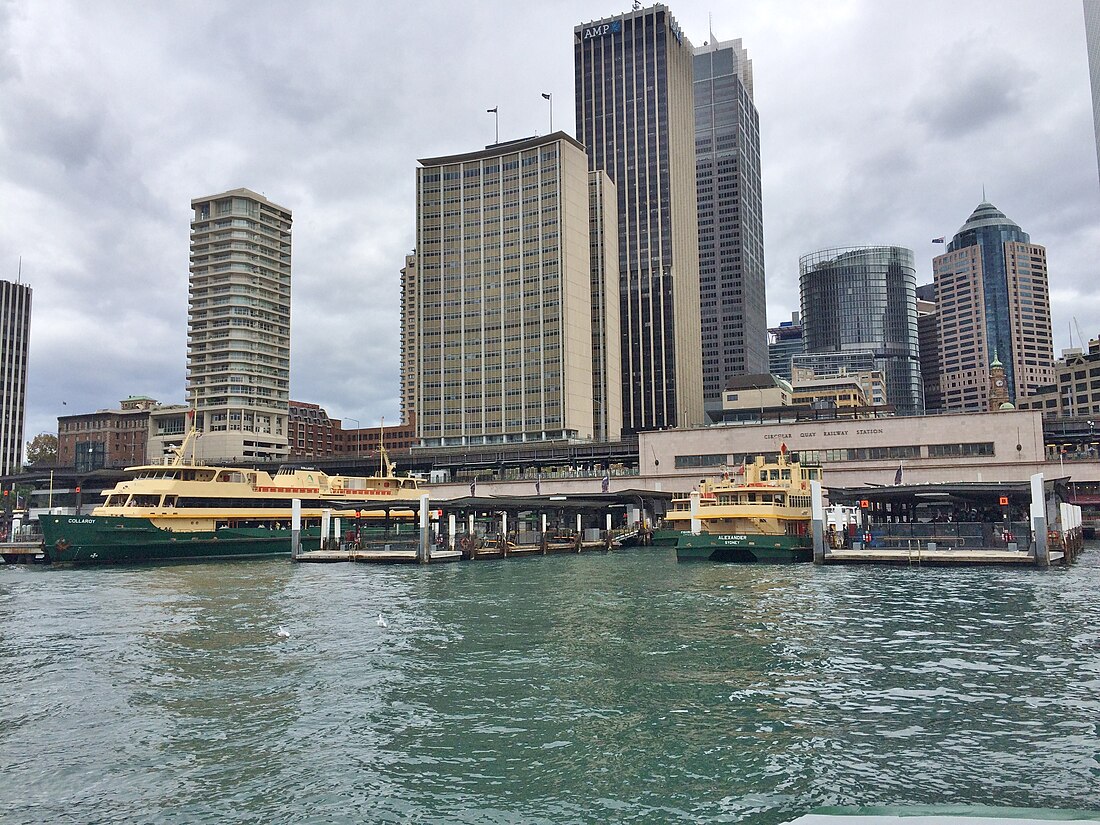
582, 20, 622, 39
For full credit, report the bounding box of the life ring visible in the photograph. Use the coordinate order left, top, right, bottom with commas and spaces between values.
55, 539, 71, 552
460, 536, 472, 552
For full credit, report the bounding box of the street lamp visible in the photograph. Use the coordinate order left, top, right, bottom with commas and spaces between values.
346, 418, 360, 457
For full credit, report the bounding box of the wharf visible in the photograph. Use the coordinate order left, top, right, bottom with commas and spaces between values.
295, 548, 462, 564
824, 547, 1065, 566
0, 542, 48, 564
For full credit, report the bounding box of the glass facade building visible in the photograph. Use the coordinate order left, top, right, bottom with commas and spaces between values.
694, 37, 767, 402
1085, 0, 1100, 186
574, 5, 703, 433
799, 246, 924, 416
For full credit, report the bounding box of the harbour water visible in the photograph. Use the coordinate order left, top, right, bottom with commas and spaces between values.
1, 548, 1098, 823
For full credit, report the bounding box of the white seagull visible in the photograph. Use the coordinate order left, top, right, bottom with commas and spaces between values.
276, 625, 291, 639
376, 613, 388, 628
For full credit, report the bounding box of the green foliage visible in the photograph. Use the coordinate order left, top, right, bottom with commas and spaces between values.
25, 433, 58, 466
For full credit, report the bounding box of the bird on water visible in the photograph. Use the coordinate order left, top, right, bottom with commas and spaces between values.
376, 614, 388, 628
276, 625, 291, 639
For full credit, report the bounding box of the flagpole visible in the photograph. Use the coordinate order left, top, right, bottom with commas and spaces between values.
487, 107, 498, 144
542, 93, 553, 132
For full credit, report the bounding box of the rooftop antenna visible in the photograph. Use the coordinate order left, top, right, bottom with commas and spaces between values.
982, 183, 987, 202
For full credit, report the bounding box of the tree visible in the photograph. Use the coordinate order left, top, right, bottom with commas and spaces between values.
25, 433, 58, 466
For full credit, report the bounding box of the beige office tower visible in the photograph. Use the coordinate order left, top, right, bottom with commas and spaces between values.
933, 202, 1054, 412
575, 5, 703, 432
188, 188, 292, 461
588, 171, 622, 442
411, 132, 618, 447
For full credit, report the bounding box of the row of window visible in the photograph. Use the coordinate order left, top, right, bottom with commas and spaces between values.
673, 442, 995, 468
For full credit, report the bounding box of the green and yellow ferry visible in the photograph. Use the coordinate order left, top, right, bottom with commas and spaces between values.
667, 452, 822, 563
38, 433, 426, 566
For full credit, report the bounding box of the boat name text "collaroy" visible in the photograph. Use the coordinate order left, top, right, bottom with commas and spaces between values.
67, 518, 96, 524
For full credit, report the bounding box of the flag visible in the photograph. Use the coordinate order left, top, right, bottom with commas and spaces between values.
894, 464, 903, 486
931, 237, 945, 244
601, 470, 610, 493
470, 479, 476, 497
535, 474, 541, 495
486, 107, 497, 113
541, 93, 551, 100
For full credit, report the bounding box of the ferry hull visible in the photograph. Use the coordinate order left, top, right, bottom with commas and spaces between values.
650, 529, 685, 547
676, 532, 812, 563
39, 514, 305, 566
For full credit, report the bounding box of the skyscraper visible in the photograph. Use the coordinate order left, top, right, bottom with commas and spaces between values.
800, 246, 924, 416
575, 5, 703, 432
188, 189, 292, 461
409, 133, 619, 447
0, 279, 31, 474
694, 36, 767, 402
932, 202, 1054, 411
1084, 0, 1100, 185
767, 313, 805, 381
915, 283, 943, 413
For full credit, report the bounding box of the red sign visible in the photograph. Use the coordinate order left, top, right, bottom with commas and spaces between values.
999, 496, 1009, 506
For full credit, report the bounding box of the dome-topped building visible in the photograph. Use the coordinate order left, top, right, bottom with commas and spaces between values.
932, 201, 1054, 412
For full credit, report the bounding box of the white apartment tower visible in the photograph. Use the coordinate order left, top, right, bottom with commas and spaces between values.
188, 188, 292, 461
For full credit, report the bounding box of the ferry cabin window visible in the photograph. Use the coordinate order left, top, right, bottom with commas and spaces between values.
781, 469, 791, 480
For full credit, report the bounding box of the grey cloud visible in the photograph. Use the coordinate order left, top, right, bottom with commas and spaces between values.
911, 49, 1036, 140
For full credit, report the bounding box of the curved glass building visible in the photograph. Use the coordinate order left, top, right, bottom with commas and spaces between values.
799, 246, 924, 415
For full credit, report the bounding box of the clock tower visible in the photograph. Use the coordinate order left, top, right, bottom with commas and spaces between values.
988, 353, 1011, 410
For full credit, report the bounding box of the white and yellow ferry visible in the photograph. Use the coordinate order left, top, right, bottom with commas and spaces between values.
39, 430, 425, 566
664, 450, 822, 563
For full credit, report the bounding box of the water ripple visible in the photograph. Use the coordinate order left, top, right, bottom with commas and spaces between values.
1, 550, 1099, 822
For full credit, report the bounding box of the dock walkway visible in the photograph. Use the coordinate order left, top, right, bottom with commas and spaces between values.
295, 548, 462, 564
825, 547, 1064, 566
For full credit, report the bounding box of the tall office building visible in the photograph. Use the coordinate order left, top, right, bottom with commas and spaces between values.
0, 279, 31, 474
695, 36, 767, 402
932, 202, 1054, 411
410, 133, 620, 447
800, 246, 924, 415
1085, 1, 1100, 185
767, 312, 805, 381
915, 283, 943, 413
188, 188, 292, 461
575, 5, 704, 432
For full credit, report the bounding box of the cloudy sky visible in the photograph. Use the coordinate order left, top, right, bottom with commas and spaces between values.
1, 0, 1097, 447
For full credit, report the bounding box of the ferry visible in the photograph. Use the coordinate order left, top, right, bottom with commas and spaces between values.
37, 431, 426, 566
666, 450, 822, 563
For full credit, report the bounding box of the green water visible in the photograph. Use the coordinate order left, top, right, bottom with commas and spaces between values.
1, 548, 1098, 823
